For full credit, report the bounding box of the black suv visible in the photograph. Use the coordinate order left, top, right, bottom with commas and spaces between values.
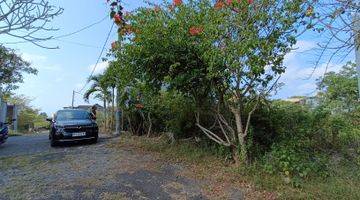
47, 109, 98, 147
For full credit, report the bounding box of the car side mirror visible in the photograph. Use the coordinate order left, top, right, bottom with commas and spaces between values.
46, 118, 53, 122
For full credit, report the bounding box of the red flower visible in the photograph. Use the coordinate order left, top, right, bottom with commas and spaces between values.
113, 13, 122, 24
226, 0, 232, 5
214, 1, 225, 10
111, 41, 117, 49
248, 0, 253, 4
135, 103, 144, 109
173, 0, 182, 6
123, 24, 133, 35
189, 26, 203, 36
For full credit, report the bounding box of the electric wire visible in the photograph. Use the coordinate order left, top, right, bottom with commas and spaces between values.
76, 22, 115, 93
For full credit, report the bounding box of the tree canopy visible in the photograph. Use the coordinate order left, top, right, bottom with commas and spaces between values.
0, 46, 37, 93
105, 0, 314, 164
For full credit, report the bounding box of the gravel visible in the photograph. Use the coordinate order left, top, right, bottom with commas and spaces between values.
0, 134, 211, 200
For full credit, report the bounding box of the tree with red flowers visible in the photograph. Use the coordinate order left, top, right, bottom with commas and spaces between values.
108, 0, 314, 164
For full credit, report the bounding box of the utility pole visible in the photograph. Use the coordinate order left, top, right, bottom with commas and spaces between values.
0, 89, 3, 125
12, 105, 18, 132
72, 90, 75, 108
355, 12, 360, 100
115, 0, 124, 135
115, 80, 121, 135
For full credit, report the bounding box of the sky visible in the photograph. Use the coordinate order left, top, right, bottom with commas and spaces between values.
0, 0, 355, 115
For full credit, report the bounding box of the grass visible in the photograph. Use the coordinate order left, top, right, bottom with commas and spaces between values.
114, 133, 225, 166
0, 155, 32, 171
115, 133, 360, 200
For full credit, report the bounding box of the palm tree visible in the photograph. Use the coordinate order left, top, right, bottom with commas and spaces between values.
83, 74, 111, 131
102, 66, 118, 131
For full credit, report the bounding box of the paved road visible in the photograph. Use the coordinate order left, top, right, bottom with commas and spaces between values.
0, 134, 52, 158
0, 133, 106, 158
0, 134, 242, 200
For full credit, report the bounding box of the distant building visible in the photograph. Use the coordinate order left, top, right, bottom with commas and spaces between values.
284, 96, 306, 105
284, 96, 320, 108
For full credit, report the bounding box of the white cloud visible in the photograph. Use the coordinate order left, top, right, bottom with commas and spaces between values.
275, 40, 346, 98
54, 77, 63, 82
75, 83, 84, 90
88, 61, 109, 74
283, 40, 317, 63
21, 53, 47, 63
21, 52, 62, 71
282, 60, 342, 83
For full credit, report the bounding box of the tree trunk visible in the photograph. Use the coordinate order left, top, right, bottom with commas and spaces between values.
112, 87, 115, 130
231, 145, 240, 166
239, 135, 247, 164
147, 112, 152, 137
232, 108, 248, 165
103, 100, 107, 132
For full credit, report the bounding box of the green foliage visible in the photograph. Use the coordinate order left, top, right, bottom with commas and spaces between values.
83, 74, 112, 103
18, 107, 48, 132
108, 0, 314, 164
123, 85, 197, 138
103, 1, 358, 187
317, 62, 358, 112
0, 46, 37, 92
5, 94, 48, 132
148, 91, 196, 137
255, 99, 359, 184
263, 139, 329, 181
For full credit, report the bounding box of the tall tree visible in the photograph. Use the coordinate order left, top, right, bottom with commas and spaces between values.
83, 74, 112, 130
115, 0, 313, 164
317, 62, 358, 112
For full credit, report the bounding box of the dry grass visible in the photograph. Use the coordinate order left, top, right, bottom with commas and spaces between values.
112, 133, 276, 199
113, 133, 360, 200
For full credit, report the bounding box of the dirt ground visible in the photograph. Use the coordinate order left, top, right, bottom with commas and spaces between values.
0, 134, 244, 200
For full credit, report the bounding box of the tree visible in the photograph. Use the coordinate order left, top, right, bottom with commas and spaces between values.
115, 0, 313, 164
83, 74, 112, 131
5, 94, 48, 132
0, 0, 63, 48
317, 62, 358, 112
0, 45, 37, 92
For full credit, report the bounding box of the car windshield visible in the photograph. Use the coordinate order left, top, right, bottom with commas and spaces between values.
56, 110, 90, 121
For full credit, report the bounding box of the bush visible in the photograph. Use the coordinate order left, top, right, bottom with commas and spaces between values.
263, 138, 329, 184
251, 100, 359, 184
125, 89, 198, 138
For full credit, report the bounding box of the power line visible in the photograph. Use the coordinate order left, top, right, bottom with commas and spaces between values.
76, 22, 115, 93
54, 38, 102, 49
2, 16, 108, 45
54, 16, 108, 39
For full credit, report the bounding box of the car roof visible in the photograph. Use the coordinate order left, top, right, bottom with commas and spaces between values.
57, 109, 89, 112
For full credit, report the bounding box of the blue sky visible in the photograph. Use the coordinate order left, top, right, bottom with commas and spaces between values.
1, 0, 354, 115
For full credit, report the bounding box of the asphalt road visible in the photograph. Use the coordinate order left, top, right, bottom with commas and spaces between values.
0, 134, 53, 158
0, 134, 243, 200
0, 133, 106, 158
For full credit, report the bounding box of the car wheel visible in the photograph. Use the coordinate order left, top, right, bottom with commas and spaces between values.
91, 137, 98, 144
50, 138, 58, 147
